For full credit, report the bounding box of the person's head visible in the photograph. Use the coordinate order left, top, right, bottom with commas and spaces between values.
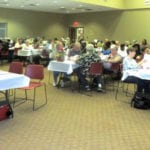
110, 46, 118, 55
141, 38, 147, 45
56, 41, 64, 51
111, 40, 116, 45
18, 38, 23, 44
25, 40, 30, 46
103, 41, 111, 50
143, 47, 150, 54
120, 44, 125, 51
127, 48, 136, 58
86, 43, 94, 54
132, 43, 140, 51
72, 42, 81, 51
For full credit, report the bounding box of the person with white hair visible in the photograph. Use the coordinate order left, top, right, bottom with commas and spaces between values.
103, 46, 122, 71
76, 43, 104, 92
67, 42, 81, 62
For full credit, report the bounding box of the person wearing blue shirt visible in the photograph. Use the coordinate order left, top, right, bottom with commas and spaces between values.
122, 48, 150, 94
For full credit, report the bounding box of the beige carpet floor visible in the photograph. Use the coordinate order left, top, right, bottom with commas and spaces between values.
0, 63, 150, 150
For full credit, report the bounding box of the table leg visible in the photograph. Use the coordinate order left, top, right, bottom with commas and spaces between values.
57, 72, 63, 88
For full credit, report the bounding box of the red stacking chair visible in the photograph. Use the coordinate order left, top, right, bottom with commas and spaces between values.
8, 62, 23, 96
89, 62, 105, 91
89, 62, 103, 76
9, 62, 23, 74
14, 64, 47, 111
79, 62, 104, 94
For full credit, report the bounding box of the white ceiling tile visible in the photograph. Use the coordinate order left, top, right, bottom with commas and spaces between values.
0, 0, 116, 13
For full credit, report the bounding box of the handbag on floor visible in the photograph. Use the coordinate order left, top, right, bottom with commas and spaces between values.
0, 101, 13, 121
131, 92, 150, 110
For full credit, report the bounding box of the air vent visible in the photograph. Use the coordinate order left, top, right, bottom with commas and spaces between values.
84, 8, 93, 11
29, 4, 37, 7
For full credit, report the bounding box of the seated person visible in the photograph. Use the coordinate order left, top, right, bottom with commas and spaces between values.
32, 39, 50, 66
101, 41, 111, 55
141, 47, 150, 69
117, 43, 127, 58
122, 48, 150, 94
76, 44, 103, 92
21, 39, 33, 63
132, 43, 142, 62
50, 41, 68, 87
67, 42, 81, 62
103, 46, 122, 72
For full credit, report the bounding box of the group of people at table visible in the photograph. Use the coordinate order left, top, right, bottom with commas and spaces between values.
49, 39, 150, 93
1, 37, 150, 94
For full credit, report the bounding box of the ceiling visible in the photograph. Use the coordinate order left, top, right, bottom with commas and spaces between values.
0, 0, 117, 14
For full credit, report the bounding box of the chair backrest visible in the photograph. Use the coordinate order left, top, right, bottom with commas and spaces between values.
89, 62, 103, 75
9, 62, 23, 74
119, 63, 123, 74
14, 48, 21, 55
111, 62, 121, 73
25, 64, 44, 80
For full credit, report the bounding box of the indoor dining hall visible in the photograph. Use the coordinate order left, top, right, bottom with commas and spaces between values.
1, 0, 150, 149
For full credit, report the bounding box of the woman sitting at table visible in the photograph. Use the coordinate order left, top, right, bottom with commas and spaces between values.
141, 47, 150, 69
122, 47, 150, 94
103, 45, 122, 72
51, 41, 69, 87
67, 42, 81, 62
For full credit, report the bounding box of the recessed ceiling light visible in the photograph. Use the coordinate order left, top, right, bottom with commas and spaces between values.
36, 3, 40, 6
145, 0, 150, 4
60, 6, 65, 9
79, 4, 82, 7
21, 5, 24, 8
53, 0, 57, 3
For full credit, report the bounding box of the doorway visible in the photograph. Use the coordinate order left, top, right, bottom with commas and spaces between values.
69, 27, 84, 43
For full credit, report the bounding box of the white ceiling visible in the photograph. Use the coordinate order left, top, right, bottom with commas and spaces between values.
0, 0, 116, 14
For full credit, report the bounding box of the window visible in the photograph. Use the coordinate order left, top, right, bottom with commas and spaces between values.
0, 23, 7, 38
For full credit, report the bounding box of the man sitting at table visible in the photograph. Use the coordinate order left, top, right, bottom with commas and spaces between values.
122, 47, 150, 94
76, 44, 104, 92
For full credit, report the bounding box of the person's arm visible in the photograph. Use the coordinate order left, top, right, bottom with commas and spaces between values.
106, 55, 122, 63
69, 55, 80, 63
137, 59, 146, 67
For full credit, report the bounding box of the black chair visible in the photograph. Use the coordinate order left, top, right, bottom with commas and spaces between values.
115, 64, 136, 100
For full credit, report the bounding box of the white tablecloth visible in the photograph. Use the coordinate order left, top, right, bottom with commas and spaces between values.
0, 70, 30, 90
18, 49, 42, 56
47, 60, 79, 74
125, 69, 150, 80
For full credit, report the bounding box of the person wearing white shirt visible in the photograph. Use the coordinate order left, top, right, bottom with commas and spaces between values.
118, 44, 127, 58
22, 40, 33, 51
141, 47, 150, 69
21, 40, 33, 63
